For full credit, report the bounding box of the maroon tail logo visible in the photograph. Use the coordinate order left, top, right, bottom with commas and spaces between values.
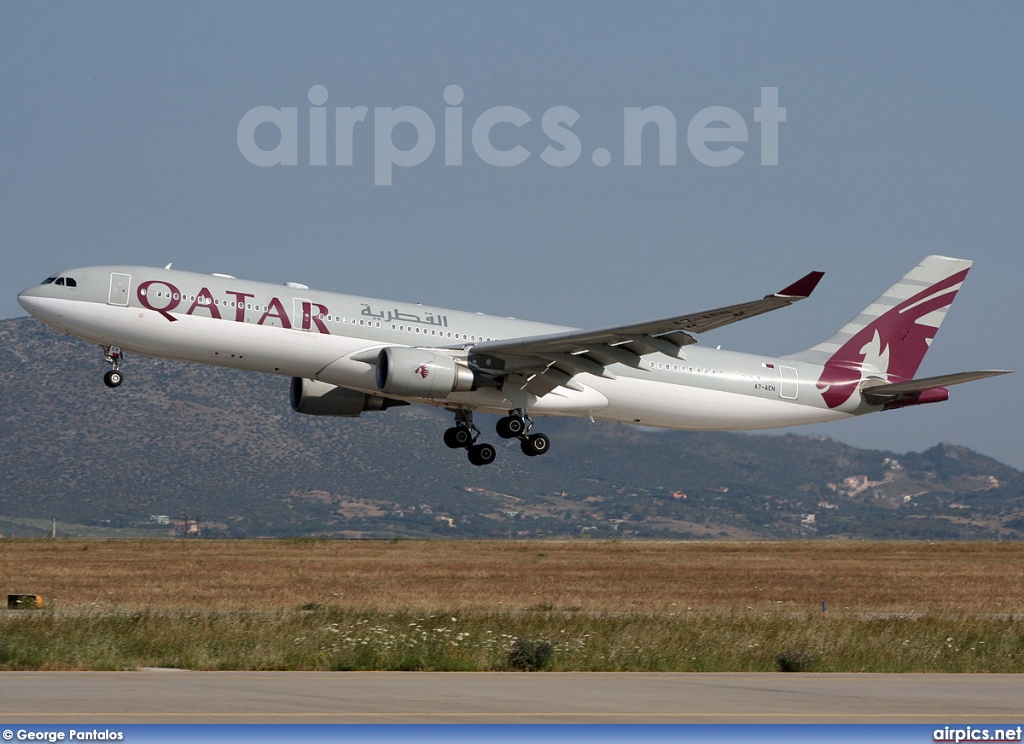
817, 269, 968, 408
415, 364, 430, 379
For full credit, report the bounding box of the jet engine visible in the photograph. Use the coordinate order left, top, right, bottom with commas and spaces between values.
375, 347, 475, 398
290, 377, 407, 417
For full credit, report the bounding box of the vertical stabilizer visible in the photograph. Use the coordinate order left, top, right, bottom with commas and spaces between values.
785, 255, 973, 408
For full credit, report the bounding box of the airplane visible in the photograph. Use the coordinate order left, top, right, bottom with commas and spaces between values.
17, 255, 1010, 466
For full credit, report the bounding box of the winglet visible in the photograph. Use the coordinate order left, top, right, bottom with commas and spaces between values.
775, 270, 825, 299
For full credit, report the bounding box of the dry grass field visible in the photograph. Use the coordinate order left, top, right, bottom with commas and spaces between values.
3, 539, 1022, 612
1, 539, 1023, 672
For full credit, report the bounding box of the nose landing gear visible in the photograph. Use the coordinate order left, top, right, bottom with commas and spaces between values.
102, 346, 124, 388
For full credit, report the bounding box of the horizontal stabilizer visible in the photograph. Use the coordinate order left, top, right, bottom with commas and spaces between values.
862, 370, 1011, 400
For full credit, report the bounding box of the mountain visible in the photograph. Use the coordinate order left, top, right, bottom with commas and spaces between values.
1, 317, 1022, 539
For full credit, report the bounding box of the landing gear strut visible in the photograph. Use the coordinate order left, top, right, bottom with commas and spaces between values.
102, 346, 124, 388
444, 410, 496, 466
496, 410, 551, 457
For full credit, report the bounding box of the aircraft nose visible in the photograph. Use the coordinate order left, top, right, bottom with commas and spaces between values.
18, 284, 57, 323
17, 285, 43, 314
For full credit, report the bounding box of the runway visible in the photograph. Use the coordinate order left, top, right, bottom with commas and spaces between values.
1, 672, 1021, 723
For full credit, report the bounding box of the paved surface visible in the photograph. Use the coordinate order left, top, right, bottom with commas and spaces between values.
0, 672, 1021, 723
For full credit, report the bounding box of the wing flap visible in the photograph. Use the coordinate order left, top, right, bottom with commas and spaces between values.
505, 368, 584, 397
585, 344, 645, 368
537, 352, 616, 379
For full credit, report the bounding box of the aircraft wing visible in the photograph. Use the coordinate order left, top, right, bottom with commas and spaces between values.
467, 270, 824, 395
861, 370, 1012, 401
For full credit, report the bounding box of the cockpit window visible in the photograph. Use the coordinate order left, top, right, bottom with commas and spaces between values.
52, 277, 77, 287
55, 278, 65, 286
65, 277, 77, 287
42, 277, 56, 285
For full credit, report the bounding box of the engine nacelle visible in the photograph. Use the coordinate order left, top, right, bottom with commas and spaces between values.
375, 347, 475, 398
290, 377, 406, 417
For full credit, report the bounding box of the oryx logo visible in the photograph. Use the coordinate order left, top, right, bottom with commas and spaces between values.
816, 268, 968, 408
415, 364, 430, 379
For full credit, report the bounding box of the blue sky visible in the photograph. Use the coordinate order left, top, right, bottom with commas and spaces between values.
3, 2, 1022, 467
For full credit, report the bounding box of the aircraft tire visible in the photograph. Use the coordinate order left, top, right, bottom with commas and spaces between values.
521, 433, 550, 457
443, 426, 472, 449
103, 370, 123, 388
468, 442, 496, 466
496, 416, 526, 439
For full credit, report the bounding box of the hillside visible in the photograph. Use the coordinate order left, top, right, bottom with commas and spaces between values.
1, 317, 1022, 539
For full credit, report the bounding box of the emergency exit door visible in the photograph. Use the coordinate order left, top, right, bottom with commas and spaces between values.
779, 366, 799, 400
108, 273, 131, 306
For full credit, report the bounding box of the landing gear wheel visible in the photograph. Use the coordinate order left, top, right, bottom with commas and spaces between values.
443, 426, 473, 449
520, 433, 550, 457
496, 415, 527, 439
102, 345, 124, 388
468, 442, 497, 466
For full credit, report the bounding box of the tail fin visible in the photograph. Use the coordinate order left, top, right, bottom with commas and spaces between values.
786, 255, 973, 408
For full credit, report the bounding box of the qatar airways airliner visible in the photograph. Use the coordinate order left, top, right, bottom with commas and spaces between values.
18, 255, 1009, 465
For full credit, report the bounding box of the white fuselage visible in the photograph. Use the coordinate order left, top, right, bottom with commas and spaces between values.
18, 265, 860, 431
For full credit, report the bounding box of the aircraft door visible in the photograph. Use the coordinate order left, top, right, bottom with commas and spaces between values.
779, 365, 799, 400
108, 273, 131, 306
292, 297, 312, 331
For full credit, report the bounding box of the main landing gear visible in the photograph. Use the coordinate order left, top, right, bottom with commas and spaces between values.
443, 409, 496, 466
443, 409, 551, 466
102, 346, 124, 388
496, 410, 550, 457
